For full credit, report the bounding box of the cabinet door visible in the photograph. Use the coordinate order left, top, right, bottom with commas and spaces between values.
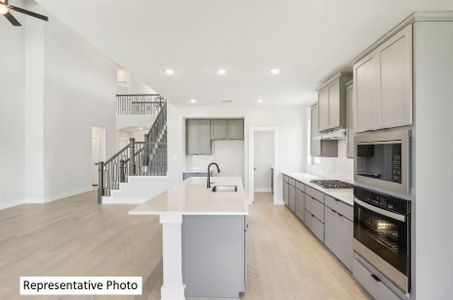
198, 120, 212, 154
295, 189, 305, 221
311, 105, 321, 156
186, 119, 200, 155
379, 25, 412, 129
288, 185, 296, 213
227, 119, 244, 140
211, 119, 228, 139
346, 83, 355, 158
324, 206, 339, 254
328, 79, 341, 129
318, 88, 330, 131
354, 54, 380, 132
339, 216, 353, 271
283, 182, 289, 206
186, 119, 211, 155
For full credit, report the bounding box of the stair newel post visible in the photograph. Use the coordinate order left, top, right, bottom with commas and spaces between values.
97, 161, 104, 204
129, 138, 136, 176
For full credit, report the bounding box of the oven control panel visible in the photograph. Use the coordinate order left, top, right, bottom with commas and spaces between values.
354, 187, 410, 215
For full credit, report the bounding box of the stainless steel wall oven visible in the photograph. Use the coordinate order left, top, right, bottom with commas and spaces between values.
353, 187, 411, 293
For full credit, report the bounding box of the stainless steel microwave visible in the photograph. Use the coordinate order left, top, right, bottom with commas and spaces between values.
354, 129, 411, 196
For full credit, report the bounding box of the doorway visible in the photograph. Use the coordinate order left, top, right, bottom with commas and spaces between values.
91, 127, 106, 186
248, 127, 278, 204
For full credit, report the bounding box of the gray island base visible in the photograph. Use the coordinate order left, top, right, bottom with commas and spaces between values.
129, 177, 248, 300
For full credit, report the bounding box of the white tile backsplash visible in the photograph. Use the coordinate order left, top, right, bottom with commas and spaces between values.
306, 139, 354, 182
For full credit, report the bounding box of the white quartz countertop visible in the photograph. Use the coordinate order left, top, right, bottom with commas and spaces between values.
283, 171, 354, 206
129, 177, 248, 216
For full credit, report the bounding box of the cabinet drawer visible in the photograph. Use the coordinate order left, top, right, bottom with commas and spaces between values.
305, 186, 324, 203
288, 178, 296, 186
296, 181, 305, 191
353, 258, 400, 300
305, 195, 324, 223
324, 195, 353, 222
295, 190, 305, 222
305, 209, 324, 242
283, 175, 289, 183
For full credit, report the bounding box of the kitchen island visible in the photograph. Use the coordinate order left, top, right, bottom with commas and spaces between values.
129, 177, 248, 300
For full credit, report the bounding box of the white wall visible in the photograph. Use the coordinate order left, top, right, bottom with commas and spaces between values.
0, 11, 26, 209
414, 21, 453, 300
253, 131, 274, 191
42, 15, 117, 201
167, 104, 306, 201
0, 2, 118, 207
303, 107, 354, 181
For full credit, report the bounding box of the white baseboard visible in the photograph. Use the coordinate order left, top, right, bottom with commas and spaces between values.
0, 197, 25, 209
254, 187, 272, 192
274, 200, 285, 205
45, 186, 94, 203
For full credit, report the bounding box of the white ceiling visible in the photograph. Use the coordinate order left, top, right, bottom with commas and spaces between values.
35, 0, 453, 105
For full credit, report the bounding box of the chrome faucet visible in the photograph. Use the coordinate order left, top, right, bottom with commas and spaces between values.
207, 162, 221, 189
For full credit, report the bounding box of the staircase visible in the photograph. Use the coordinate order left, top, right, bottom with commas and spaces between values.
97, 96, 168, 204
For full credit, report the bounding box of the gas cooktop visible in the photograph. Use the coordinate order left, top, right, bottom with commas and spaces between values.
310, 179, 354, 189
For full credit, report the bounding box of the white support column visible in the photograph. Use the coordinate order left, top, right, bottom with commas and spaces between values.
160, 214, 185, 300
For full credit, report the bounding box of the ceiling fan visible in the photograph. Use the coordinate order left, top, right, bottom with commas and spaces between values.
0, 0, 49, 26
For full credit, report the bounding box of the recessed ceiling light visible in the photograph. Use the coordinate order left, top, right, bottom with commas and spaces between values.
217, 68, 227, 75
189, 99, 197, 104
165, 69, 175, 75
138, 127, 144, 130
270, 68, 280, 75
257, 99, 263, 103
221, 100, 233, 103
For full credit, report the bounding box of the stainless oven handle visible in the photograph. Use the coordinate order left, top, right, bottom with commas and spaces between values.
354, 198, 406, 222
357, 140, 402, 145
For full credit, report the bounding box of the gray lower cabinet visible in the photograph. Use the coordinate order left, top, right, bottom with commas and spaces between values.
304, 209, 324, 242
182, 215, 246, 299
186, 119, 212, 155
353, 257, 400, 300
283, 179, 289, 206
295, 189, 305, 221
324, 202, 353, 271
288, 183, 296, 213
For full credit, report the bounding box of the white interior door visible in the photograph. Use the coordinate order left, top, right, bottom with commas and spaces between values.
253, 131, 274, 192
92, 127, 106, 186
92, 136, 101, 185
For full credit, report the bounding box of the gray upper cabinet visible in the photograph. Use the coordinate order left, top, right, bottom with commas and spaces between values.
210, 119, 244, 140
311, 104, 338, 158
311, 105, 321, 156
318, 88, 330, 131
227, 119, 244, 140
346, 80, 355, 159
328, 79, 341, 128
317, 72, 352, 132
187, 118, 244, 155
379, 25, 412, 129
354, 24, 412, 132
354, 54, 380, 132
186, 119, 212, 155
211, 119, 228, 139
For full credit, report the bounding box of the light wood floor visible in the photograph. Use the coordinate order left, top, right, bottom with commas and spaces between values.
0, 191, 369, 300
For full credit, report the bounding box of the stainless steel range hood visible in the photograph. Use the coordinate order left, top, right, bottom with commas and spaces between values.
320, 129, 347, 140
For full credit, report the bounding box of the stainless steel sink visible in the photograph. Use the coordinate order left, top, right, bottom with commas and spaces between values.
211, 185, 238, 192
